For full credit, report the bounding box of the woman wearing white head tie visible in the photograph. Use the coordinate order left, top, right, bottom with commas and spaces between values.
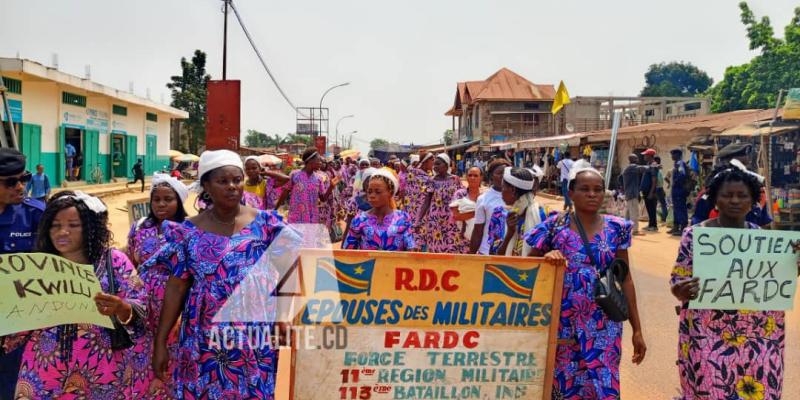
5, 191, 148, 399
275, 148, 338, 224
124, 173, 189, 397
486, 167, 547, 256
415, 153, 468, 253
343, 168, 417, 251
524, 166, 646, 399
147, 149, 287, 398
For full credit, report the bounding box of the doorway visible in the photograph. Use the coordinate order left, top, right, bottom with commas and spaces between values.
65, 127, 83, 181
112, 133, 127, 179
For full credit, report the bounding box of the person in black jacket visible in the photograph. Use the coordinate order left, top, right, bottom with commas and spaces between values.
127, 159, 145, 192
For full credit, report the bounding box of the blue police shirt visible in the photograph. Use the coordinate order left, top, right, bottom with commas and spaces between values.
0, 198, 45, 253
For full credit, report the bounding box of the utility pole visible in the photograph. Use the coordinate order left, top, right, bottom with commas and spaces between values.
222, 0, 230, 80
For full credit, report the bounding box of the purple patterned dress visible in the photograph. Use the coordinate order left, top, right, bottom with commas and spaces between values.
525, 214, 632, 399
671, 223, 784, 400
286, 169, 324, 224
143, 211, 285, 399
318, 171, 336, 230
403, 167, 431, 219
6, 250, 148, 400
342, 210, 417, 251
127, 218, 181, 398
421, 175, 467, 254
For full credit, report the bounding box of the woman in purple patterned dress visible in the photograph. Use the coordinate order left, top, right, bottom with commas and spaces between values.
343, 168, 417, 251
486, 167, 546, 256
243, 157, 289, 211
150, 150, 287, 399
670, 168, 799, 400
416, 153, 467, 254
3, 191, 147, 399
525, 166, 646, 400
276, 148, 336, 224
402, 153, 434, 219
126, 173, 189, 398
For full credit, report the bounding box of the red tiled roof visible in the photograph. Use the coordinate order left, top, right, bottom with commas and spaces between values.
448, 68, 556, 114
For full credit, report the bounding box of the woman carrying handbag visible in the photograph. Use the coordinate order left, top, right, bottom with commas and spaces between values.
525, 165, 647, 400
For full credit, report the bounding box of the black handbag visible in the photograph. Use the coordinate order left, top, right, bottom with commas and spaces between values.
573, 214, 630, 322
103, 249, 136, 350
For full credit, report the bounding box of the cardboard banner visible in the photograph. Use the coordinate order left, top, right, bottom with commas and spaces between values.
690, 227, 800, 311
127, 197, 151, 226
0, 253, 114, 335
290, 250, 564, 400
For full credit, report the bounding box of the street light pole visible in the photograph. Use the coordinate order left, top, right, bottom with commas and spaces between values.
347, 131, 358, 149
222, 0, 230, 80
318, 82, 350, 139
335, 114, 354, 149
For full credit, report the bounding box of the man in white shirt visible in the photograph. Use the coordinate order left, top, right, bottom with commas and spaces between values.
556, 153, 575, 210
469, 158, 512, 254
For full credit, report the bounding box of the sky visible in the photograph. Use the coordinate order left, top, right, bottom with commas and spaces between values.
2, 0, 797, 154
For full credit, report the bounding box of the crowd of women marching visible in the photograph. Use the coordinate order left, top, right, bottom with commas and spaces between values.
0, 143, 798, 400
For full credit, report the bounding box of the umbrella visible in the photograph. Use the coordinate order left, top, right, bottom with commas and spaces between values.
174, 154, 200, 162
339, 149, 361, 159
168, 149, 184, 158
258, 154, 282, 165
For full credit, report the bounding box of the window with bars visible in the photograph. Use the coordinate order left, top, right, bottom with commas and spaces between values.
2, 77, 21, 94
146, 112, 158, 122
62, 92, 86, 107
113, 105, 127, 116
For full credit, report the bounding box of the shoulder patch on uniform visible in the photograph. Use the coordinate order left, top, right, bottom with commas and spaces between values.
24, 197, 46, 210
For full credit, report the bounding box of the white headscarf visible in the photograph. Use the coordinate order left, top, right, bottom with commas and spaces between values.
729, 158, 765, 184
568, 159, 602, 184
502, 167, 542, 257
188, 149, 244, 193
151, 173, 189, 203
69, 191, 107, 214
244, 155, 262, 167
436, 153, 451, 174
370, 168, 400, 195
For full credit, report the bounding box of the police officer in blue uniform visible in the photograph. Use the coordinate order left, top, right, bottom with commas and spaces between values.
0, 148, 44, 400
691, 142, 772, 227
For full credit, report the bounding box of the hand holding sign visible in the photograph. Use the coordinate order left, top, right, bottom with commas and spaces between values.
672, 277, 700, 302
94, 292, 132, 322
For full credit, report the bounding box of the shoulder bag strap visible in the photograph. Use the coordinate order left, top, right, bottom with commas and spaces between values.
105, 249, 117, 295
572, 213, 601, 269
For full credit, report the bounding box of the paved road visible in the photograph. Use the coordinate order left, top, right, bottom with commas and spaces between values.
101, 191, 800, 399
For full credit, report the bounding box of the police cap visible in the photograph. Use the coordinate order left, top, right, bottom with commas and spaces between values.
0, 148, 26, 176
717, 142, 752, 160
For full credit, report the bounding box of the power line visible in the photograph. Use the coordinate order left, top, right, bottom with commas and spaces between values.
228, 0, 307, 117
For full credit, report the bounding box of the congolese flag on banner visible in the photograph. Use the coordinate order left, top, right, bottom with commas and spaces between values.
314, 258, 376, 295
482, 264, 539, 299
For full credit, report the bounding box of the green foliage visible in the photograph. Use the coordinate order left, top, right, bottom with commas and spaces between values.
243, 130, 270, 147
709, 3, 800, 112
443, 129, 454, 146
370, 138, 390, 152
167, 50, 211, 154
640, 62, 713, 97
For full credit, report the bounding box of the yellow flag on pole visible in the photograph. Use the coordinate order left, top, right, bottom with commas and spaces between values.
551, 80, 571, 114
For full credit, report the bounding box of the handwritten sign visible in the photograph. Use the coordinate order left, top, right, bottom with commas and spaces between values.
690, 227, 800, 311
127, 197, 151, 226
0, 253, 113, 335
290, 250, 564, 400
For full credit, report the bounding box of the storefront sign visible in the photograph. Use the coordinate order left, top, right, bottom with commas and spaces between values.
127, 197, 151, 226
86, 108, 110, 133
1, 99, 22, 122
63, 110, 85, 126
290, 250, 564, 400
690, 227, 800, 311
0, 252, 114, 335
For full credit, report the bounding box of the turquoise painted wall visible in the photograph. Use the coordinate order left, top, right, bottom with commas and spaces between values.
40, 152, 59, 186
99, 154, 111, 183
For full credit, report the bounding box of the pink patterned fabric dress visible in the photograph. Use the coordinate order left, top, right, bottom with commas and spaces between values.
318, 171, 336, 230
671, 223, 785, 400
127, 218, 180, 398
420, 175, 467, 254
342, 210, 417, 251
6, 250, 148, 400
285, 169, 324, 224
402, 167, 430, 221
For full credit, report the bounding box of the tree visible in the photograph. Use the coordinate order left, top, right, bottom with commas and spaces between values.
243, 129, 270, 147
640, 62, 713, 97
443, 129, 454, 146
285, 134, 311, 146
370, 138, 389, 152
167, 50, 211, 154
708, 3, 800, 112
